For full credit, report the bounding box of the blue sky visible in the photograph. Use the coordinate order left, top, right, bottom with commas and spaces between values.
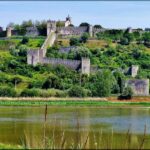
1, 1, 150, 29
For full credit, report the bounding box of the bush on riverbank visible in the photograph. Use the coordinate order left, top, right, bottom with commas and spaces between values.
118, 86, 133, 100
68, 85, 91, 97
0, 86, 17, 97
20, 88, 68, 97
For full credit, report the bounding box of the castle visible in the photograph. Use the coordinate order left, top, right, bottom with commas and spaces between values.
27, 16, 91, 75
1, 16, 149, 96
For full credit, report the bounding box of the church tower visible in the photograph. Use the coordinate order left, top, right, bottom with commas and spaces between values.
65, 15, 72, 27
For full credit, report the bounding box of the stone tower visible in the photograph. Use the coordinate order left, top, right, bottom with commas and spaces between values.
81, 58, 90, 75
65, 15, 72, 27
6, 27, 12, 37
47, 20, 56, 36
127, 27, 133, 33
88, 25, 93, 37
27, 49, 40, 66
131, 65, 139, 77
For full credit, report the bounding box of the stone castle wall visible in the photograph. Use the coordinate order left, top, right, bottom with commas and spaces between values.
27, 50, 40, 66
57, 26, 88, 36
42, 57, 81, 70
125, 79, 149, 96
41, 32, 56, 57
81, 58, 90, 75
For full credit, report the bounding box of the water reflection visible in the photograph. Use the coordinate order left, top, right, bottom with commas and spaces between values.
0, 106, 150, 149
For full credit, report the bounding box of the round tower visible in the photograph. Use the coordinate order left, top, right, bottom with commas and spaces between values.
88, 25, 93, 37
6, 27, 12, 37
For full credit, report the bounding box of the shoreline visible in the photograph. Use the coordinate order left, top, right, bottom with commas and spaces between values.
0, 96, 150, 101
0, 96, 150, 107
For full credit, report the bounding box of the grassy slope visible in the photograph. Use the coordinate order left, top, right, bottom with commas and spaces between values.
0, 36, 45, 49
57, 39, 113, 49
0, 36, 46, 92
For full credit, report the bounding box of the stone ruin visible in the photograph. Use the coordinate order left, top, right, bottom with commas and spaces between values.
26, 27, 39, 36
6, 27, 12, 37
47, 17, 93, 37
27, 16, 91, 75
27, 25, 91, 75
125, 79, 149, 96
131, 65, 139, 77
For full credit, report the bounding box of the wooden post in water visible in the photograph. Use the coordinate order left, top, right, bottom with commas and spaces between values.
44, 104, 48, 148
45, 104, 48, 122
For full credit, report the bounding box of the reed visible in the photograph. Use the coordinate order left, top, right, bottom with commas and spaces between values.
19, 106, 150, 149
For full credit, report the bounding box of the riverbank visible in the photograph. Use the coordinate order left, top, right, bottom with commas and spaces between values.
0, 96, 150, 101
0, 97, 150, 107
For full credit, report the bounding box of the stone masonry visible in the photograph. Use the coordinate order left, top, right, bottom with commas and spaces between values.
27, 18, 91, 74
125, 79, 149, 96
131, 65, 139, 77
6, 27, 12, 37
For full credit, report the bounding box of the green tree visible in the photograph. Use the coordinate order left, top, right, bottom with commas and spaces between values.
79, 22, 90, 27
80, 33, 89, 43
35, 20, 47, 36
120, 37, 129, 45
69, 37, 80, 46
90, 70, 115, 97
42, 74, 62, 89
69, 46, 92, 60
94, 25, 102, 28
0, 87, 16, 97
21, 37, 29, 44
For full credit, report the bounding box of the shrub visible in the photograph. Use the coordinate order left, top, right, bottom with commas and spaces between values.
11, 76, 22, 85
18, 45, 28, 56
70, 37, 80, 46
9, 46, 19, 56
118, 86, 133, 100
42, 74, 62, 89
20, 88, 68, 97
20, 88, 39, 97
80, 33, 89, 43
55, 90, 68, 97
28, 80, 43, 89
0, 86, 16, 97
68, 85, 89, 97
120, 37, 129, 45
21, 37, 29, 44
69, 46, 92, 60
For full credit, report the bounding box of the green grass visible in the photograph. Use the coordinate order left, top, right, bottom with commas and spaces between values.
0, 39, 20, 50
0, 100, 150, 106
0, 36, 45, 50
27, 38, 45, 48
0, 143, 23, 149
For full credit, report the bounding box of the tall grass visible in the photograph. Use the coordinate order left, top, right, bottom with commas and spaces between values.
20, 105, 150, 149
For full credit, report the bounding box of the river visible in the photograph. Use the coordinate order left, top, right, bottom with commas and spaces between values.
0, 106, 150, 149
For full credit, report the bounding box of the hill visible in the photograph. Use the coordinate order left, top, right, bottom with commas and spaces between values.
0, 32, 150, 98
